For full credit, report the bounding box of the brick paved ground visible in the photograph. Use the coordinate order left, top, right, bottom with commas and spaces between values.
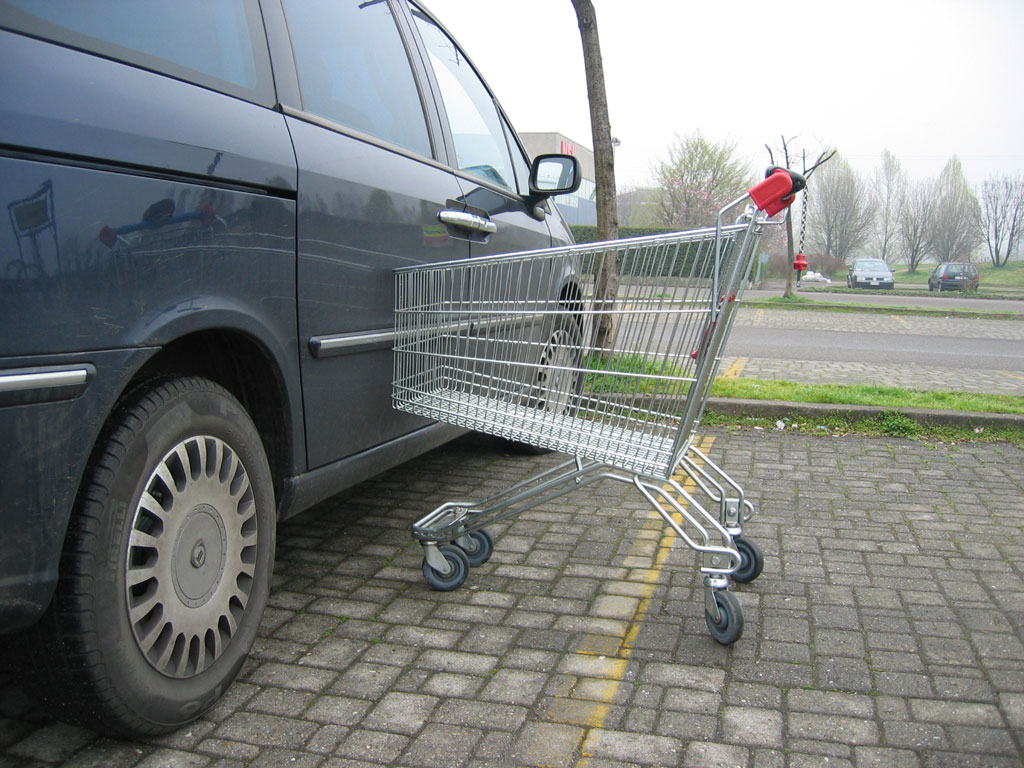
1, 429, 1022, 767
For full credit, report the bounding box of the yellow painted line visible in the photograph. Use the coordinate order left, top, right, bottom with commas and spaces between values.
720, 357, 747, 379
755, 308, 765, 324
544, 435, 716, 767
890, 315, 910, 326
995, 369, 1024, 383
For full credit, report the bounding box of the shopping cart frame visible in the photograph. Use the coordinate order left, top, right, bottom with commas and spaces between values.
393, 169, 804, 644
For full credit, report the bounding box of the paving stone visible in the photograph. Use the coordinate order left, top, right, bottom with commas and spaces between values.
511, 722, 583, 768
398, 724, 481, 768
721, 706, 784, 748
362, 693, 438, 736
4, 430, 1024, 767
682, 741, 749, 768
581, 729, 681, 765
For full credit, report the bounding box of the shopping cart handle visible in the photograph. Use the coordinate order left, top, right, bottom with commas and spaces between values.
749, 166, 807, 216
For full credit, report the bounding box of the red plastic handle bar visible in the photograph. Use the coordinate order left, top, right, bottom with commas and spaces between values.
749, 167, 806, 216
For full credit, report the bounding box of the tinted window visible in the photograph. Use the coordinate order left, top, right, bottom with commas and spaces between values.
0, 0, 270, 102
282, 0, 431, 157
502, 115, 532, 196
854, 260, 889, 271
412, 4, 515, 191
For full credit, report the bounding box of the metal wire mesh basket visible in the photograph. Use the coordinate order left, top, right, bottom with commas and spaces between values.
394, 220, 757, 479
393, 170, 804, 644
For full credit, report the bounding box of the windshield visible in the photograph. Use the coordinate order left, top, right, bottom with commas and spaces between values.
854, 260, 889, 271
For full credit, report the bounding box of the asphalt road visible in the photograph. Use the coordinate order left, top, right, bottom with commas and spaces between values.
726, 324, 1024, 373
725, 286, 1024, 391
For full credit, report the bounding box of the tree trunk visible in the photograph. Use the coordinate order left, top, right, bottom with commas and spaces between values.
783, 209, 796, 299
572, 0, 618, 349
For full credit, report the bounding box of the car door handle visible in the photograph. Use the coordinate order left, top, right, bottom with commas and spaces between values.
438, 209, 497, 234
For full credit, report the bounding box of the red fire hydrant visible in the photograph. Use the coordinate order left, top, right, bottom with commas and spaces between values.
794, 252, 808, 282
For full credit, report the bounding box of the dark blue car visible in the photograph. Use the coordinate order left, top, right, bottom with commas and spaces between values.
0, 0, 579, 736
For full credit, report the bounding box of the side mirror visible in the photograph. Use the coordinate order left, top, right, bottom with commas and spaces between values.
529, 154, 581, 198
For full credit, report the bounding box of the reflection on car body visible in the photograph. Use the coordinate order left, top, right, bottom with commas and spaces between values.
0, 0, 580, 737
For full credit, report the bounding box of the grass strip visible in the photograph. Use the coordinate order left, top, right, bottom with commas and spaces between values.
709, 376, 1024, 415
700, 408, 1024, 445
742, 295, 1023, 320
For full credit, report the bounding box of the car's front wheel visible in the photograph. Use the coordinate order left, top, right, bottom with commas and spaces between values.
16, 377, 275, 736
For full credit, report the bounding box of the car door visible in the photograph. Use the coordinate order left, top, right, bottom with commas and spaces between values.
406, 2, 555, 258
404, 3, 584, 400
276, 0, 472, 469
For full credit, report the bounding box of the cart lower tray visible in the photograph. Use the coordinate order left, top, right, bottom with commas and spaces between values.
397, 387, 678, 478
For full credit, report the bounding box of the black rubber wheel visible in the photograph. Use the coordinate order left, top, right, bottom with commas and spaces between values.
422, 545, 470, 591
732, 536, 764, 584
705, 590, 744, 645
13, 377, 275, 736
456, 529, 494, 567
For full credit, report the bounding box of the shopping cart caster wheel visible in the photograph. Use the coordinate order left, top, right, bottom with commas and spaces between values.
732, 536, 764, 584
705, 590, 743, 645
456, 529, 494, 567
422, 545, 470, 591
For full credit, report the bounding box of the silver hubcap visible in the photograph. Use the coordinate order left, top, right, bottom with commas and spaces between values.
538, 328, 577, 413
125, 435, 258, 678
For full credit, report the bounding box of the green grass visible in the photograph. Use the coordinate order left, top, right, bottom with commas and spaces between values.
700, 408, 1024, 444
709, 377, 1024, 415
744, 293, 1023, 319
584, 353, 686, 395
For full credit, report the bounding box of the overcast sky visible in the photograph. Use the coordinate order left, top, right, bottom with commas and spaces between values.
424, 0, 1024, 190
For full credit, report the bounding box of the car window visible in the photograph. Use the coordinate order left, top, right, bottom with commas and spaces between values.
410, 4, 516, 192
282, 0, 432, 157
0, 0, 271, 103
855, 260, 889, 270
502, 114, 532, 196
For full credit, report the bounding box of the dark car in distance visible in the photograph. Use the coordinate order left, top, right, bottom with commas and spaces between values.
0, 0, 581, 737
928, 262, 980, 292
846, 258, 895, 289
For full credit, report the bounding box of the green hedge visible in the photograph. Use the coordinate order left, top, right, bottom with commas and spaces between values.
569, 225, 680, 244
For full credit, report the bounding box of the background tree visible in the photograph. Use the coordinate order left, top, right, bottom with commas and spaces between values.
572, 0, 617, 348
870, 149, 906, 264
979, 173, 1024, 267
806, 152, 875, 263
651, 131, 753, 229
764, 136, 832, 298
926, 156, 982, 263
899, 179, 935, 272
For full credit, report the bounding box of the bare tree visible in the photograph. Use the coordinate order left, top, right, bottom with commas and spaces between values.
806, 152, 874, 264
572, 0, 617, 348
652, 131, 753, 229
899, 179, 935, 272
764, 136, 832, 298
927, 156, 982, 263
870, 149, 906, 264
980, 173, 1024, 267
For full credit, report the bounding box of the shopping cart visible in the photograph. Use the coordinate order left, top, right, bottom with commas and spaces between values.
393, 168, 804, 644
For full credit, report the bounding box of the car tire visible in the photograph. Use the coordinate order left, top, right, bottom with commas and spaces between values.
13, 376, 275, 736
509, 313, 584, 454
531, 315, 584, 413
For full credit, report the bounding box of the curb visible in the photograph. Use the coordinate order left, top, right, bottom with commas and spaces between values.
705, 397, 1024, 430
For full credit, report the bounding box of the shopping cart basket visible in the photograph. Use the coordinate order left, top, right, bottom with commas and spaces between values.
393, 168, 805, 644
